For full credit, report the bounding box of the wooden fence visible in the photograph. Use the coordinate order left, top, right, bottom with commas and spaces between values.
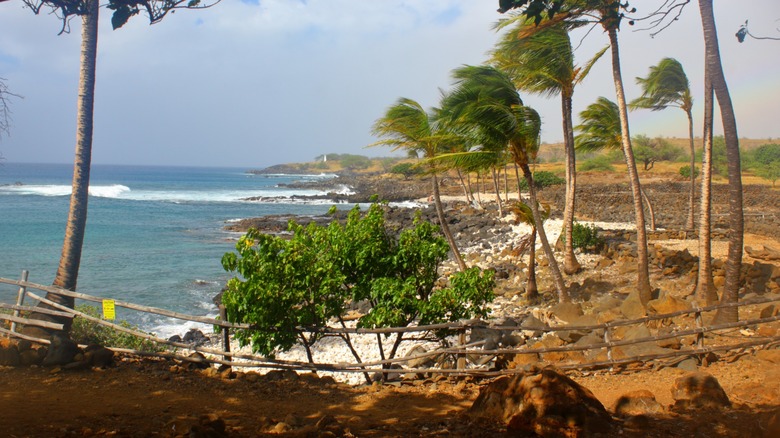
1, 270, 779, 379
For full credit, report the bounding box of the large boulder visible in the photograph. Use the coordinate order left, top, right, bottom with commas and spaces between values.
671, 372, 731, 410
470, 366, 614, 437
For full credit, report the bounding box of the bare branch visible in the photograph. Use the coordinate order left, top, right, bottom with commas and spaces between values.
625, 0, 692, 38
0, 77, 22, 141
736, 20, 780, 43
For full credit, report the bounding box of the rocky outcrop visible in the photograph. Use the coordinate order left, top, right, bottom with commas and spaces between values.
470, 366, 614, 437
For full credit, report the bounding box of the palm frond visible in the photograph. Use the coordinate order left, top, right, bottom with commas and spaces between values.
574, 96, 621, 152
629, 57, 692, 112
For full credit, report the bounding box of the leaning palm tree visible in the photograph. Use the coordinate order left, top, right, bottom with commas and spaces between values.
575, 97, 657, 232
495, 0, 653, 304
630, 58, 697, 232
442, 65, 569, 303
491, 14, 607, 275
370, 98, 467, 272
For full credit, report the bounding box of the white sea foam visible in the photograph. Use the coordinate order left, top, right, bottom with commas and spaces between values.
0, 184, 344, 203
0, 184, 131, 198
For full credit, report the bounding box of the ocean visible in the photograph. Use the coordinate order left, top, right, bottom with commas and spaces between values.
0, 162, 352, 338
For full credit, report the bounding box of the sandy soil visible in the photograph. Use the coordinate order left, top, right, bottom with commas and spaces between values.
1, 347, 779, 437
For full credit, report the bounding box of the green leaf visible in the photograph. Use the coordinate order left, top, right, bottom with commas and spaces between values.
111, 5, 138, 30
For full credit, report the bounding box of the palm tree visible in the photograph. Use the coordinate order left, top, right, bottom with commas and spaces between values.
574, 97, 622, 153
496, 0, 653, 304
370, 98, 467, 272
597, 3, 653, 306
490, 16, 607, 276
697, 73, 718, 305
699, 0, 743, 323
442, 65, 569, 303
21, 0, 220, 338
630, 58, 697, 232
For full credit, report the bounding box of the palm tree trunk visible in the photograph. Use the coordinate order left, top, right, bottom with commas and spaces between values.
699, 0, 743, 323
432, 174, 467, 271
31, 0, 99, 337
520, 163, 569, 302
696, 72, 718, 305
491, 166, 504, 216
686, 110, 697, 232
456, 169, 472, 203
526, 227, 538, 301
607, 28, 652, 305
641, 188, 656, 231
503, 166, 509, 202
561, 94, 581, 274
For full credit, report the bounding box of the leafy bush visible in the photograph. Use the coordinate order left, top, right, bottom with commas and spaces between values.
679, 165, 699, 179
579, 155, 615, 172
755, 161, 780, 187
632, 135, 683, 170
563, 222, 604, 253
221, 203, 495, 359
390, 162, 423, 179
518, 170, 565, 190
339, 154, 372, 170
70, 305, 164, 352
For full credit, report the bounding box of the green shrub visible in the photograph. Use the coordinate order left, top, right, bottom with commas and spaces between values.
562, 222, 604, 253
221, 203, 495, 359
679, 165, 699, 179
579, 155, 615, 172
390, 162, 423, 179
70, 304, 164, 352
518, 170, 565, 190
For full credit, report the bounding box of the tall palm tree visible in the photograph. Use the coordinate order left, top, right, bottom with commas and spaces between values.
697, 71, 718, 305
442, 65, 569, 303
630, 58, 697, 232
491, 16, 607, 275
699, 0, 743, 323
370, 98, 467, 272
597, 2, 653, 306
21, 0, 221, 338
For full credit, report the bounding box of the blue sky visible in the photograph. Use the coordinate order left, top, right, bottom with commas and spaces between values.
0, 0, 778, 167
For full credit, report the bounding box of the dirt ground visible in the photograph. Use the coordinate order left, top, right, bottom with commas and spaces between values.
2, 169, 779, 437
1, 347, 779, 437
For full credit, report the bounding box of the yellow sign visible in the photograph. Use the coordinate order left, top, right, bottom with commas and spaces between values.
102, 299, 116, 320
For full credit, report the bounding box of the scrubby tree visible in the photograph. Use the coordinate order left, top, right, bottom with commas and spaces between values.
632, 135, 682, 171
19, 0, 220, 338
221, 204, 494, 377
630, 58, 697, 230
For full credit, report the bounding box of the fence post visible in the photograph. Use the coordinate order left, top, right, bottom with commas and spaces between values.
10, 270, 29, 333
456, 329, 466, 372
219, 304, 231, 364
694, 307, 704, 349
603, 322, 613, 367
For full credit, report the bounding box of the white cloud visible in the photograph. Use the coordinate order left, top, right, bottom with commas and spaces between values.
0, 0, 778, 167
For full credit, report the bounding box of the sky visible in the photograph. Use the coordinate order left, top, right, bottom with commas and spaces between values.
0, 0, 778, 168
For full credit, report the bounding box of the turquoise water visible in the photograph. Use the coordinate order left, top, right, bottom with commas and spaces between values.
0, 163, 350, 337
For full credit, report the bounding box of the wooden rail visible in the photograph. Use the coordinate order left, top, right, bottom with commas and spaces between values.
2, 272, 779, 379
